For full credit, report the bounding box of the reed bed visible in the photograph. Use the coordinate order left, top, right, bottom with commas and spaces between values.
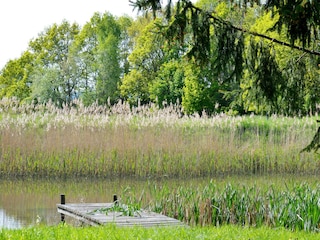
120, 181, 320, 232
0, 98, 319, 178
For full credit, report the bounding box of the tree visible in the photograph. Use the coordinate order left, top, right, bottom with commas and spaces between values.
118, 16, 134, 78
130, 0, 319, 70
70, 12, 125, 106
29, 67, 62, 104
130, 0, 319, 115
28, 20, 80, 105
69, 13, 100, 106
182, 62, 204, 114
119, 17, 166, 105
265, 0, 320, 48
0, 51, 34, 100
131, 0, 319, 52
95, 13, 122, 105
131, 0, 320, 151
149, 59, 184, 106
119, 69, 148, 105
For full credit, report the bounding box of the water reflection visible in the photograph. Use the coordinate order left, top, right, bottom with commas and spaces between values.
0, 175, 318, 229
0, 209, 22, 229
0, 177, 135, 228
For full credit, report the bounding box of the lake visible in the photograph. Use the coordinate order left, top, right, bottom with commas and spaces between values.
0, 175, 318, 229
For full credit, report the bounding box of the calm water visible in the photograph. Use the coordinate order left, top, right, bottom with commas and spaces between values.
0, 175, 318, 229
0, 177, 150, 229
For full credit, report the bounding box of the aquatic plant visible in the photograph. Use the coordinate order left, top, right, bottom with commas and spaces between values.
130, 182, 320, 231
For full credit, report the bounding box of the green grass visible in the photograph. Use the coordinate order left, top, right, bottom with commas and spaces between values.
1, 224, 319, 240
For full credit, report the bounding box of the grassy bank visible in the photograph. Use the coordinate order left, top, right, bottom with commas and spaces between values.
0, 98, 318, 178
1, 224, 319, 240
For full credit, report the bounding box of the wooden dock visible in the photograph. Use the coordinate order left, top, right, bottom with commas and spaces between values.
57, 195, 185, 227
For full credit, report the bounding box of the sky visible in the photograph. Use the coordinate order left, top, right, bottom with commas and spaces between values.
0, 0, 139, 70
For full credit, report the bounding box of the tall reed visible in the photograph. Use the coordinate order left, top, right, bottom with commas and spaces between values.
124, 182, 320, 232
0, 98, 319, 178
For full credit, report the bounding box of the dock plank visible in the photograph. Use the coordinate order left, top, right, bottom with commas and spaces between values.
57, 203, 185, 227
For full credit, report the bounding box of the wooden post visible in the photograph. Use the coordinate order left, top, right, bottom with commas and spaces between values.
60, 194, 65, 223
113, 194, 118, 205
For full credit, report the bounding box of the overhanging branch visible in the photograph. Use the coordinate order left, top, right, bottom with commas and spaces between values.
189, 4, 320, 56
226, 22, 320, 56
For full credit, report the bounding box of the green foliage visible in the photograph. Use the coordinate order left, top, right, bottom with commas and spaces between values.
118, 16, 134, 77
28, 20, 81, 105
68, 12, 124, 106
281, 57, 307, 115
149, 60, 184, 106
240, 9, 320, 115
69, 13, 100, 106
129, 0, 320, 116
95, 13, 122, 105
1, 1, 319, 116
0, 51, 34, 100
182, 63, 203, 114
246, 40, 283, 112
30, 67, 63, 104
120, 18, 165, 105
304, 70, 320, 115
120, 69, 149, 105
266, 0, 320, 47
92, 203, 141, 217
213, 24, 244, 84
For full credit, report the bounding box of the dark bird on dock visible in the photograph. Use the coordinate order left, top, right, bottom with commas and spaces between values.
301, 120, 320, 153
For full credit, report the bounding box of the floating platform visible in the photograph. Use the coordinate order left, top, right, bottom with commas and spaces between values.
57, 195, 185, 227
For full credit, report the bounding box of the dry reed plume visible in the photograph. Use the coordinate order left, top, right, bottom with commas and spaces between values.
0, 98, 319, 178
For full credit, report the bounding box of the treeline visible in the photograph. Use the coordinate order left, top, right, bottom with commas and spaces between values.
0, 0, 319, 115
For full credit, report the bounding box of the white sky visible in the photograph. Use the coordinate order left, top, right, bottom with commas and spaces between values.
0, 0, 138, 70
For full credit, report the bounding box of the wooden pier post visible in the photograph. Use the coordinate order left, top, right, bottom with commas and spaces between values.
60, 194, 65, 223
113, 194, 118, 205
